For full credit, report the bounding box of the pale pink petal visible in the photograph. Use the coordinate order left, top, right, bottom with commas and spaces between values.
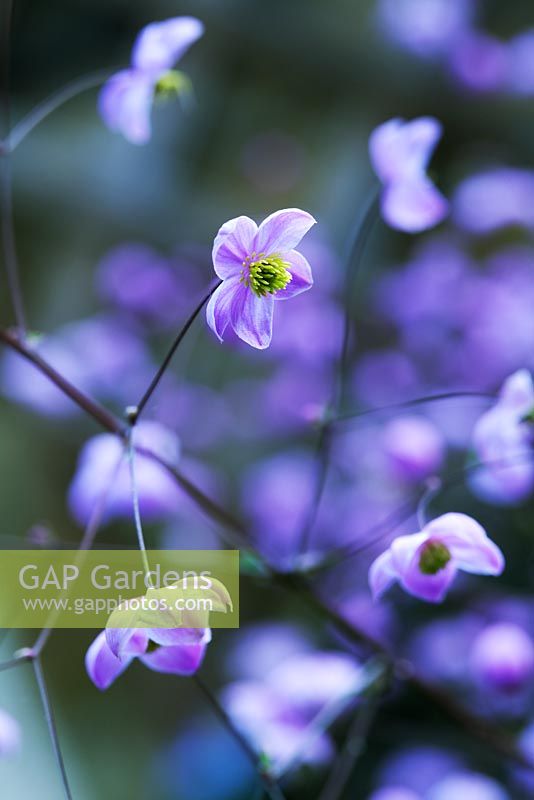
254, 209, 316, 255
132, 17, 204, 72
381, 179, 449, 232
370, 117, 443, 183
390, 531, 428, 574
212, 216, 258, 279
85, 631, 134, 690
425, 513, 505, 576
98, 70, 155, 145
149, 627, 211, 647
231, 290, 274, 349
139, 642, 207, 675
276, 250, 313, 300
401, 553, 457, 603
369, 549, 398, 600
206, 277, 243, 342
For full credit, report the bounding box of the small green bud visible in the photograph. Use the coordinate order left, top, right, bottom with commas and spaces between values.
419, 540, 451, 575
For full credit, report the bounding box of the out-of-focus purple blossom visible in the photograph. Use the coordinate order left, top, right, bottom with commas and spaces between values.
377, 0, 474, 58
0, 709, 21, 757
99, 17, 204, 144
380, 415, 445, 483
469, 623, 534, 694
1, 316, 151, 418
225, 622, 312, 681
377, 745, 463, 795
427, 772, 509, 800
352, 349, 423, 407
68, 421, 182, 525
368, 789, 422, 800
337, 591, 396, 647
470, 370, 534, 505
86, 626, 210, 690
207, 209, 315, 349
408, 613, 482, 684
448, 32, 508, 93
369, 118, 449, 232
506, 30, 534, 95
270, 292, 343, 364
154, 379, 233, 451
370, 513, 504, 603
453, 168, 534, 234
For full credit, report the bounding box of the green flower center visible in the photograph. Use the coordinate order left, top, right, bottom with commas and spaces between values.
241, 253, 292, 298
418, 541, 451, 575
154, 70, 190, 100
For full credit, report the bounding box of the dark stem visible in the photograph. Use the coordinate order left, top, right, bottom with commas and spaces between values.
0, 0, 26, 334
332, 390, 495, 425
193, 674, 288, 800
133, 281, 222, 422
33, 657, 73, 800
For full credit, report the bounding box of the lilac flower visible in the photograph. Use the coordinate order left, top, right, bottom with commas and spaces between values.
470, 370, 534, 505
453, 168, 534, 234
381, 416, 445, 483
507, 31, 534, 95
86, 626, 210, 690
368, 790, 422, 800
369, 118, 449, 233
376, 0, 474, 58
369, 513, 505, 603
448, 32, 508, 93
378, 745, 463, 795
427, 772, 509, 800
99, 17, 204, 144
469, 623, 534, 693
207, 209, 316, 349
0, 709, 21, 757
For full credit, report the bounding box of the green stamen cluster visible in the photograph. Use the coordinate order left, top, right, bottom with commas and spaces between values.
419, 540, 451, 575
241, 253, 292, 298
154, 70, 190, 100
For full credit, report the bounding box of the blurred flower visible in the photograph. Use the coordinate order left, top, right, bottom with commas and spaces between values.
469, 623, 534, 694
369, 118, 449, 232
369, 513, 504, 603
0, 709, 21, 757
207, 209, 315, 349
453, 168, 534, 234
380, 416, 445, 483
507, 30, 534, 95
377, 744, 463, 794
99, 17, 204, 144
470, 370, 534, 505
427, 771, 509, 800
409, 613, 482, 684
368, 790, 422, 800
377, 0, 473, 58
68, 421, 182, 525
86, 626, 210, 690
448, 32, 507, 93
225, 622, 312, 681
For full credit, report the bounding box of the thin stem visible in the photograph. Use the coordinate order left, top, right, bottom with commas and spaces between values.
0, 0, 27, 334
8, 69, 113, 152
33, 657, 73, 800
133, 281, 222, 422
126, 426, 152, 582
194, 674, 288, 800
332, 391, 495, 425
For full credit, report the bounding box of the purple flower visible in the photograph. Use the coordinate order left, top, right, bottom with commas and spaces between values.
448, 32, 508, 93
206, 209, 316, 349
99, 17, 204, 144
427, 772, 509, 800
376, 0, 474, 58
453, 168, 534, 233
369, 513, 505, 603
469, 623, 534, 693
381, 415, 446, 483
369, 118, 449, 233
507, 31, 534, 95
368, 790, 422, 800
86, 626, 210, 690
470, 370, 534, 505
0, 709, 21, 757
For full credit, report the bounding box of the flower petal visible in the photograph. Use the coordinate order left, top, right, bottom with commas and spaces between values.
231, 289, 274, 349
98, 70, 155, 145
401, 555, 457, 603
381, 178, 449, 233
254, 209, 316, 255
132, 17, 204, 73
369, 549, 398, 600
212, 216, 258, 279
85, 631, 134, 690
105, 627, 149, 659
369, 117, 443, 183
139, 641, 208, 675
206, 277, 243, 342
425, 513, 505, 576
276, 250, 313, 300
149, 627, 211, 647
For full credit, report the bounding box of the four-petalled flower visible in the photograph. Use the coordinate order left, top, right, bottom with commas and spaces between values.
369, 117, 449, 232
99, 17, 204, 144
369, 513, 504, 603
207, 209, 316, 349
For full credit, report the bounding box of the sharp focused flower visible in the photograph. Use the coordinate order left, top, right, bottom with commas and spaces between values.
369, 118, 449, 232
86, 626, 210, 690
206, 209, 316, 349
369, 513, 504, 603
470, 370, 534, 505
99, 17, 204, 144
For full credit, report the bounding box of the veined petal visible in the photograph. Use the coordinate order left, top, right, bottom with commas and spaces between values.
381, 179, 449, 233
98, 70, 155, 145
85, 631, 133, 690
231, 289, 274, 349
369, 549, 398, 600
139, 641, 207, 675
276, 250, 313, 300
254, 209, 316, 255
105, 627, 149, 659
213, 216, 258, 279
132, 17, 204, 73
206, 277, 243, 342
425, 513, 505, 576
370, 117, 443, 183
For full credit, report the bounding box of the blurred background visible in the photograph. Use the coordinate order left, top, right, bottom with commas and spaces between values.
1, 0, 534, 797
